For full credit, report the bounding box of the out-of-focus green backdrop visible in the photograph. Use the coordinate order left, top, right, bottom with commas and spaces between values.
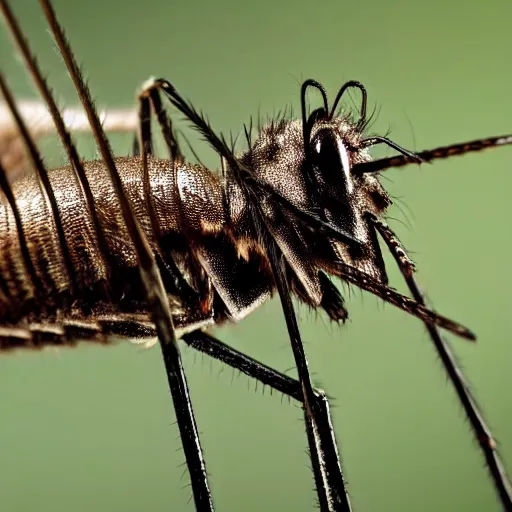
1, 1, 511, 511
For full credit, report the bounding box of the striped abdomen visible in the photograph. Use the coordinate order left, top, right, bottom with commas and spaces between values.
0, 156, 273, 350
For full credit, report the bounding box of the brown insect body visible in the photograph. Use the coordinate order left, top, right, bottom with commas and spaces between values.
2, 2, 512, 510
0, 116, 389, 350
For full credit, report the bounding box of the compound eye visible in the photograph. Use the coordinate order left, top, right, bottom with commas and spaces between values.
312, 129, 337, 160
311, 130, 353, 193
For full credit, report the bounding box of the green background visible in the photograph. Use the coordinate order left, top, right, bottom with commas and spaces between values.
1, 0, 511, 511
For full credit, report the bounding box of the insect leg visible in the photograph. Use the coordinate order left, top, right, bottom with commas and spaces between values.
266, 248, 351, 512
36, 1, 214, 509
145, 86, 183, 162
145, 77, 351, 511
183, 330, 304, 401
0, 157, 37, 313
0, 0, 112, 302
136, 85, 199, 306
137, 92, 154, 157
368, 212, 512, 510
0, 10, 77, 302
182, 330, 345, 506
0, 73, 72, 318
328, 258, 476, 340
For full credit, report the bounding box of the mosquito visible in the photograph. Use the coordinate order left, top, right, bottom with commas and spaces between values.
0, 0, 511, 510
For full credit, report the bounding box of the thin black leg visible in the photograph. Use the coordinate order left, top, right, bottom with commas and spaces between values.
0, 84, 73, 304
328, 257, 475, 340
0, 0, 112, 304
147, 87, 183, 161
137, 92, 154, 158
183, 330, 303, 400
0, 148, 38, 296
136, 86, 200, 306
145, 78, 351, 511
35, 1, 214, 509
267, 249, 351, 512
182, 330, 349, 509
369, 212, 512, 511
138, 85, 349, 507
140, 74, 350, 506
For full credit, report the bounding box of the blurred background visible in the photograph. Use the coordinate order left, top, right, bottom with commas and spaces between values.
1, 0, 511, 511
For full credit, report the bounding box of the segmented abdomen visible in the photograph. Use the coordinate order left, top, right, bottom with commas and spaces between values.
0, 156, 261, 350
